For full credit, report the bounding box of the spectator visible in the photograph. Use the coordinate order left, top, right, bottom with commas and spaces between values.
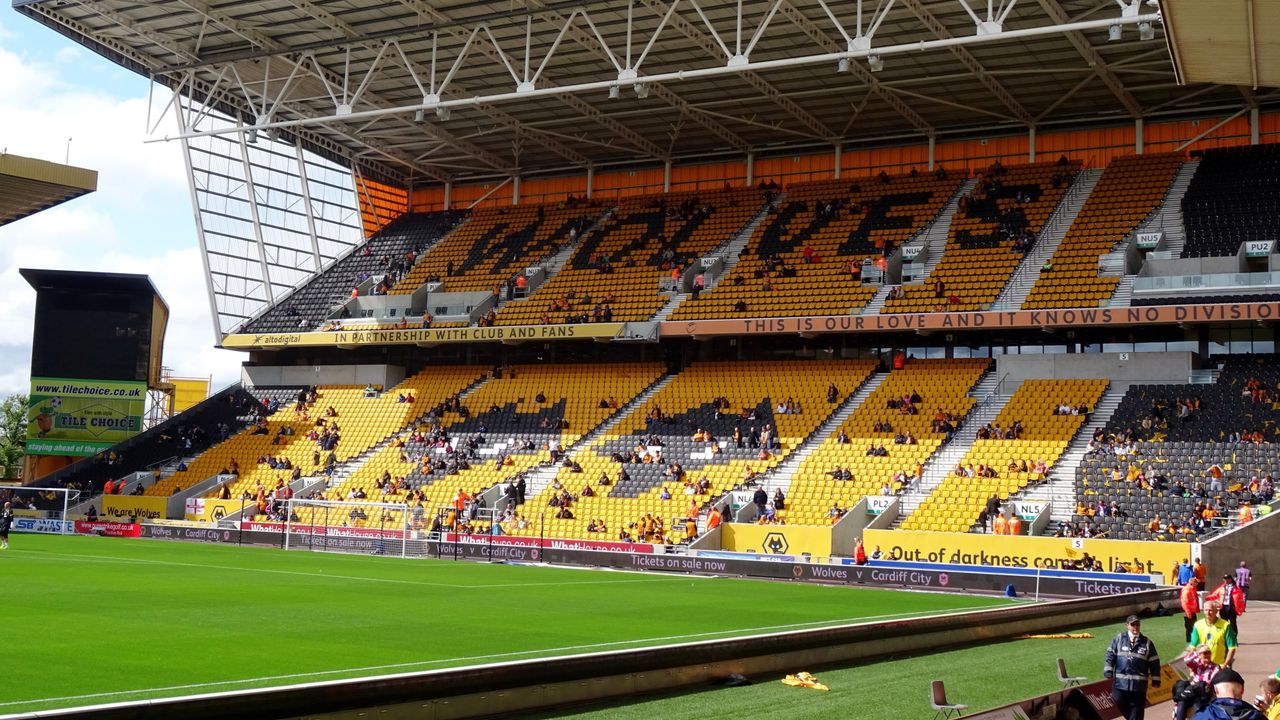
1188, 602, 1237, 669
1190, 669, 1265, 720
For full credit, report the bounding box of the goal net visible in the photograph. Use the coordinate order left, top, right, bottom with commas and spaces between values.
2, 486, 79, 535
283, 498, 417, 557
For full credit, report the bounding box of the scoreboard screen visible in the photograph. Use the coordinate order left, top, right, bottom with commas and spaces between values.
30, 288, 154, 383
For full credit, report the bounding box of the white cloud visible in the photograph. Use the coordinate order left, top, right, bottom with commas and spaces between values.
0, 38, 244, 397
53, 45, 80, 65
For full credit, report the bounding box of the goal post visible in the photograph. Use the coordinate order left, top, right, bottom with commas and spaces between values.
2, 486, 79, 535
283, 498, 415, 557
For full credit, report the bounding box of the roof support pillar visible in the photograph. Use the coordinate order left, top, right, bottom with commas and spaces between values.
1135, 118, 1144, 154
1028, 125, 1036, 163
663, 159, 672, 192
292, 140, 324, 271
834, 144, 843, 179
512, 174, 521, 205
927, 135, 936, 171
745, 151, 755, 185
444, 180, 453, 209
1250, 108, 1260, 145
237, 125, 276, 304
586, 165, 595, 199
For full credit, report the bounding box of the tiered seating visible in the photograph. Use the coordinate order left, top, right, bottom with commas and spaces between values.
1182, 144, 1280, 258
1074, 441, 1274, 541
150, 367, 485, 500
784, 358, 990, 525
391, 202, 604, 296
504, 359, 877, 542
25, 386, 260, 508
1072, 355, 1280, 539
298, 363, 664, 530
1023, 153, 1184, 309
882, 161, 1080, 313
1102, 356, 1280, 444
903, 378, 1107, 532
492, 188, 766, 325
242, 211, 464, 333
668, 173, 960, 320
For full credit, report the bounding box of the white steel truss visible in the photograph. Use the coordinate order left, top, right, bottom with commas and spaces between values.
20, 0, 1248, 190
144, 4, 1160, 147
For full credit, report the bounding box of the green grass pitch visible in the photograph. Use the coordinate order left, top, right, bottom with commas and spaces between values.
0, 535, 1181, 717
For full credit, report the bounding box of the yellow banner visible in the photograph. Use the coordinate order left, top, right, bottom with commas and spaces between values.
101, 495, 169, 521
221, 323, 625, 349
722, 524, 833, 556
863, 529, 1190, 575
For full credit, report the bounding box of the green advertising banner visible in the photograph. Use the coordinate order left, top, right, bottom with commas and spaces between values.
27, 377, 147, 457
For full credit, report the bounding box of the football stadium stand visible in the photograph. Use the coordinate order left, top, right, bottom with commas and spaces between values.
150, 367, 486, 501
243, 211, 464, 333
23, 386, 260, 509
18, 1, 1280, 713
1022, 153, 1184, 309
1071, 355, 1280, 540
390, 202, 604, 297
505, 359, 877, 542
783, 358, 990, 525
667, 173, 960, 319
492, 188, 765, 325
295, 363, 665, 530
904, 378, 1108, 533
1182, 144, 1280, 258
881, 161, 1080, 314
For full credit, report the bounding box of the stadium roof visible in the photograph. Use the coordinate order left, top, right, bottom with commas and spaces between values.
16, 0, 1279, 187
0, 153, 97, 227
1163, 1, 1279, 90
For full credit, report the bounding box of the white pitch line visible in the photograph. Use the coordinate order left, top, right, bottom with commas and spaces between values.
2, 603, 1000, 710
5, 549, 687, 590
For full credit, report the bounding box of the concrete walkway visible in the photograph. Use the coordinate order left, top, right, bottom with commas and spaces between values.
1151, 599, 1280, 717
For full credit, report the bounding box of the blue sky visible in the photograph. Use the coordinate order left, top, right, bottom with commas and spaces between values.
0, 6, 244, 396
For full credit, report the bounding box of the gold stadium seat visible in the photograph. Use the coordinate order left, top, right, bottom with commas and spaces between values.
1022, 153, 1184, 309
902, 378, 1108, 533
882, 160, 1081, 315
784, 358, 991, 526
669, 172, 959, 321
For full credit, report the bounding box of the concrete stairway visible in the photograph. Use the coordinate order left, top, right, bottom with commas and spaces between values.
1136, 160, 1198, 260
651, 293, 689, 321
915, 178, 979, 283
990, 168, 1104, 310
1106, 275, 1135, 308
650, 195, 782, 321
860, 286, 892, 314
711, 194, 783, 282
760, 371, 889, 495
894, 372, 1016, 522
522, 371, 677, 502
1018, 383, 1129, 526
